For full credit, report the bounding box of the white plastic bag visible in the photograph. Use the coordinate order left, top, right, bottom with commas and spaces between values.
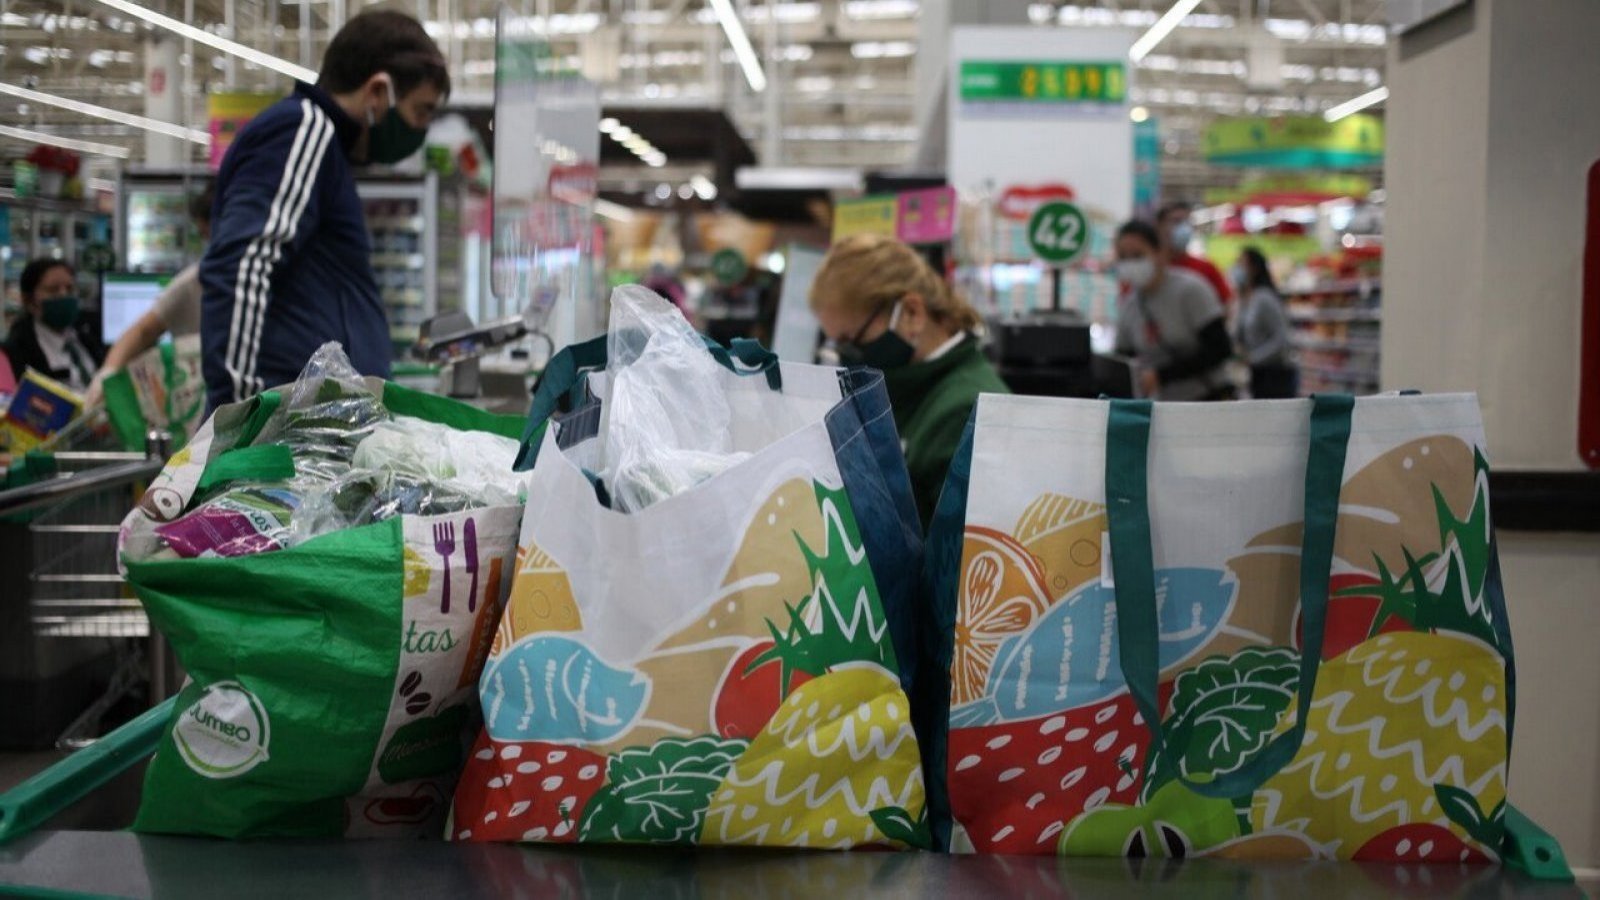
599, 284, 749, 512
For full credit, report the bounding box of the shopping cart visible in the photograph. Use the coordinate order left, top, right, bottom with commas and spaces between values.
0, 413, 176, 752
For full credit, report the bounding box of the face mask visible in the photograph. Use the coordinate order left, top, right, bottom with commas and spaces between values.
1117, 258, 1156, 292
1231, 264, 1249, 288
1169, 223, 1194, 251
366, 79, 428, 165
40, 294, 80, 330
835, 302, 915, 371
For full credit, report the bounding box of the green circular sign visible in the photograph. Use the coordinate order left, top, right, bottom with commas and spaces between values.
710, 248, 748, 285
1027, 201, 1089, 265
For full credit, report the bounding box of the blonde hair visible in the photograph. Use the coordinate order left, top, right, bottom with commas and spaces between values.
810, 234, 981, 332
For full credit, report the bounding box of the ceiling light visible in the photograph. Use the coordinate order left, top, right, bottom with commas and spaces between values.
645, 154, 667, 168
690, 174, 717, 201
678, 183, 696, 200
593, 198, 635, 222
1130, 106, 1150, 123
90, 0, 316, 82
0, 82, 207, 144
0, 123, 131, 158
599, 117, 619, 132
1129, 0, 1204, 63
708, 0, 768, 92
611, 126, 634, 140
1323, 85, 1388, 122
655, 183, 672, 200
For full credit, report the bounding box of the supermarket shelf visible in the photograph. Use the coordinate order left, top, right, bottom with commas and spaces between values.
371, 252, 426, 269
1281, 278, 1378, 298
1293, 336, 1382, 353
368, 215, 425, 231
1288, 308, 1381, 323
1300, 363, 1379, 384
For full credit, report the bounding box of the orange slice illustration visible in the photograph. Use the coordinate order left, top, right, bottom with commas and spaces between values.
952, 526, 1053, 707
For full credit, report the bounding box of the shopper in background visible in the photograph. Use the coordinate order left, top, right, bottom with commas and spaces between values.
1157, 201, 1233, 307
810, 233, 1009, 527
2, 258, 104, 393
87, 183, 214, 408
201, 9, 448, 409
1233, 247, 1299, 399
1113, 220, 1234, 401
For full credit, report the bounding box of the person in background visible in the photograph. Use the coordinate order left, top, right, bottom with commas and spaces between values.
202, 9, 448, 409
1113, 220, 1234, 401
1157, 201, 1232, 307
810, 234, 1009, 526
86, 182, 214, 408
1233, 247, 1299, 399
3, 258, 104, 393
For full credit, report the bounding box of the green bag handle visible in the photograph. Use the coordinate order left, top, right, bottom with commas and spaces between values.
1105, 394, 1353, 799
0, 697, 176, 845
101, 369, 147, 453
233, 389, 282, 449
194, 444, 296, 495
515, 332, 784, 471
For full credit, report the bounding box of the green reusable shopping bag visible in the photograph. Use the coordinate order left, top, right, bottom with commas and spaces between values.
102, 336, 206, 452
120, 378, 527, 839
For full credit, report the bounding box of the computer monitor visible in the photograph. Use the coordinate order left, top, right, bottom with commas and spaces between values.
101, 272, 171, 344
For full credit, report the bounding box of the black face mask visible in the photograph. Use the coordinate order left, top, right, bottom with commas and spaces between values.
835, 302, 914, 371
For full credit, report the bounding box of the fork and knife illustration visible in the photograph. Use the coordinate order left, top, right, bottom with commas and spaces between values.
433, 518, 480, 615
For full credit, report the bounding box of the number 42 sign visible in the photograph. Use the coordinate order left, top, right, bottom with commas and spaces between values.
1027, 200, 1089, 266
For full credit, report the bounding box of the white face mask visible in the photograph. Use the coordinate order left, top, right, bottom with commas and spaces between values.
1117, 257, 1156, 291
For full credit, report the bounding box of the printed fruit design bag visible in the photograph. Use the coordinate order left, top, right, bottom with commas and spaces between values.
924, 393, 1557, 866
450, 339, 928, 850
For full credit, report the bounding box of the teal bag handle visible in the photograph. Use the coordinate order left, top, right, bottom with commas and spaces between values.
515, 332, 784, 471
1105, 394, 1354, 799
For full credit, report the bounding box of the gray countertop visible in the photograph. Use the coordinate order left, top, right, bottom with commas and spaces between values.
0, 831, 1593, 899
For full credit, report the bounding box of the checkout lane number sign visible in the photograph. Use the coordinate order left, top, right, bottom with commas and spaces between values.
1028, 200, 1089, 266
174, 681, 271, 779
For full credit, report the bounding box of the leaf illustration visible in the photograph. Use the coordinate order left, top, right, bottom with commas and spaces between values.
577, 735, 747, 844
869, 805, 931, 850
1142, 646, 1300, 803
1435, 783, 1504, 850
754, 483, 898, 680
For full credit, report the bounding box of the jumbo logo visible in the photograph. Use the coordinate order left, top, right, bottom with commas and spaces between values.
173, 681, 271, 779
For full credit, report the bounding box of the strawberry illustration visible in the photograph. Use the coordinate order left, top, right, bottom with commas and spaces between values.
451, 734, 606, 842
1353, 823, 1493, 865
711, 641, 813, 741
947, 686, 1172, 855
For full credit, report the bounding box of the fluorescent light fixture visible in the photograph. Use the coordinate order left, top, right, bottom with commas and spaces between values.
708, 0, 768, 92
0, 82, 208, 144
91, 0, 316, 82
1324, 85, 1388, 121
0, 123, 131, 158
611, 126, 634, 140
593, 198, 635, 222
690, 173, 717, 201
599, 117, 620, 132
1129, 0, 1204, 64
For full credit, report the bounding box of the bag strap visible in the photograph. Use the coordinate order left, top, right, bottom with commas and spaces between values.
1104, 394, 1354, 799
195, 444, 296, 495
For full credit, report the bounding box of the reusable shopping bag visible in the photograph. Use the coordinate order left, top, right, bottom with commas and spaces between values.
102, 334, 206, 452
118, 355, 526, 839
922, 393, 1556, 867
448, 305, 929, 849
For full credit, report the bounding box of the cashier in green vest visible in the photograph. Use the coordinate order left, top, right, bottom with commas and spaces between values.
810, 234, 1010, 527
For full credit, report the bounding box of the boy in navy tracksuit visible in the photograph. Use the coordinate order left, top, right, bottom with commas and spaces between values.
201, 10, 448, 408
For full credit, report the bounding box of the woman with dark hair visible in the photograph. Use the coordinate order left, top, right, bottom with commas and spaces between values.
2, 258, 104, 392
1232, 247, 1299, 399
1112, 219, 1234, 401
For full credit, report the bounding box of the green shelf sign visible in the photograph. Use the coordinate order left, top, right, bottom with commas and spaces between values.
959, 61, 1127, 104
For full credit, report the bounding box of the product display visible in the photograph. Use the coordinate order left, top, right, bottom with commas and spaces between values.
924, 393, 1515, 862
448, 287, 929, 850
116, 346, 529, 839
0, 368, 81, 452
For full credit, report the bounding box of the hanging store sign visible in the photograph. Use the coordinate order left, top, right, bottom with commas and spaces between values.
1204, 114, 1384, 169
831, 195, 899, 243
1204, 173, 1374, 208
896, 186, 957, 245
208, 92, 279, 170
958, 60, 1127, 116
